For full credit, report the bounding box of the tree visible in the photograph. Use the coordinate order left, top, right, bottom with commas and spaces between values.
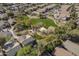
33, 33, 44, 40
16, 45, 38, 56
36, 40, 45, 55
44, 34, 56, 42
30, 48, 38, 56
39, 13, 47, 19
45, 42, 55, 53
55, 26, 66, 39
7, 12, 14, 18
54, 39, 62, 46
0, 37, 6, 48
16, 45, 32, 56
15, 16, 31, 31
0, 37, 7, 56
55, 19, 77, 40
65, 20, 77, 31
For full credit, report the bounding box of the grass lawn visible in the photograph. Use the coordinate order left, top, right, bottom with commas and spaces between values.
17, 15, 29, 20
16, 16, 57, 28
30, 18, 57, 27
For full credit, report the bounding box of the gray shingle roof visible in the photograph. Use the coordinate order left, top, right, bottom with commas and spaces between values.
63, 40, 79, 56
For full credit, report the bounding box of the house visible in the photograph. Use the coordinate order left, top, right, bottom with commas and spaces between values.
0, 7, 5, 14
75, 5, 79, 17
4, 38, 21, 56
0, 52, 3, 56
0, 49, 3, 56
8, 18, 16, 25
59, 5, 70, 21
53, 47, 74, 56
0, 30, 12, 37
76, 18, 79, 28
53, 9, 60, 20
53, 5, 70, 21
0, 13, 8, 20
39, 27, 47, 34
17, 35, 35, 45
0, 21, 10, 30
4, 35, 35, 56
47, 26, 55, 34
63, 40, 79, 56
27, 30, 36, 36
0, 21, 5, 30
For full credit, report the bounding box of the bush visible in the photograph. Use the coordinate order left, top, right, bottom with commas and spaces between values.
7, 12, 14, 17
33, 33, 44, 40
16, 45, 38, 56
16, 45, 31, 56
45, 39, 62, 53
30, 48, 38, 56
45, 43, 55, 53
0, 37, 6, 47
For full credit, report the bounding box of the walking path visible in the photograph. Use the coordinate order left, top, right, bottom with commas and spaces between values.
9, 26, 18, 39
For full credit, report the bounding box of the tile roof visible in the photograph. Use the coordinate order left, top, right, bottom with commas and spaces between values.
63, 40, 79, 56
54, 47, 74, 56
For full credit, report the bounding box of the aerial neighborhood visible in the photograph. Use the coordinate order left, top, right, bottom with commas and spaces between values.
0, 3, 79, 56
